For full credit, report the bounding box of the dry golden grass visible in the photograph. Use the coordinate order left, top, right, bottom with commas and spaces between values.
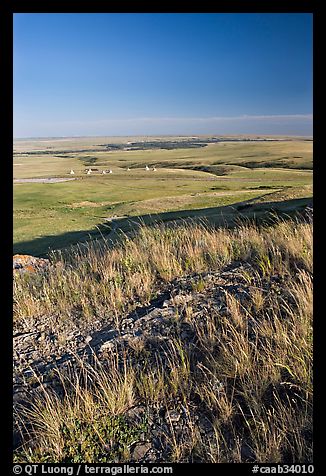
14, 213, 313, 463
14, 215, 312, 327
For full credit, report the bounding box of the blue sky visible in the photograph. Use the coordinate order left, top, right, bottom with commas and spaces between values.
13, 13, 313, 137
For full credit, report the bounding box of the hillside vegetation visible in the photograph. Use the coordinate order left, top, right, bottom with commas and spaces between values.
14, 211, 313, 463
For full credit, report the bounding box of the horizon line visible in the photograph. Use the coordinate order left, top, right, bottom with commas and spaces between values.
14, 133, 313, 140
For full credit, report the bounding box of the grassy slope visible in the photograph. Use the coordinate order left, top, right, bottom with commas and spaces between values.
14, 216, 313, 463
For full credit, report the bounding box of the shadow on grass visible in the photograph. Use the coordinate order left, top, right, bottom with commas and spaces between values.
13, 196, 313, 258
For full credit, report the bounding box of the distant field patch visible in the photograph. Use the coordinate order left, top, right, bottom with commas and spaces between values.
70, 201, 109, 208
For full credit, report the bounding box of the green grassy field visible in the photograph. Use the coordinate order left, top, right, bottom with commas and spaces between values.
13, 136, 313, 256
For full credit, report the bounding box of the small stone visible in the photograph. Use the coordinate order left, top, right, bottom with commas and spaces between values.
131, 442, 152, 461
23, 369, 33, 377
100, 341, 114, 352
125, 405, 146, 423
165, 409, 181, 423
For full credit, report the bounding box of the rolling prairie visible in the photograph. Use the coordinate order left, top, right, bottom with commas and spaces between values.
13, 136, 312, 256
13, 135, 313, 463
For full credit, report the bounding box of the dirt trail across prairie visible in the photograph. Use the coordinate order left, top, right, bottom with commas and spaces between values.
14, 177, 76, 183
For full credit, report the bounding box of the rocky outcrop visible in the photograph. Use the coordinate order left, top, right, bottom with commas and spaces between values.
12, 260, 279, 392
13, 254, 50, 274
13, 259, 304, 462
